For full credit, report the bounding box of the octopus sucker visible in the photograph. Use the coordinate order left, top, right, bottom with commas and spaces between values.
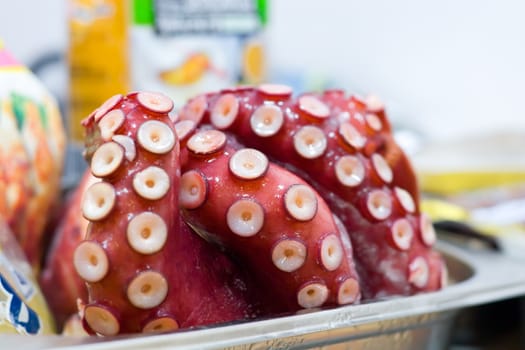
84, 304, 120, 336
94, 94, 123, 122
132, 166, 170, 200
390, 218, 414, 251
73, 241, 109, 282
226, 199, 265, 237
229, 148, 269, 180
180, 95, 208, 125
337, 278, 360, 305
81, 182, 116, 221
297, 282, 329, 309
90, 142, 124, 177
126, 271, 169, 309
179, 170, 208, 209
136, 91, 174, 113
338, 122, 366, 150
394, 187, 416, 214
98, 109, 125, 141
371, 153, 393, 184
298, 95, 330, 120
187, 129, 226, 155
335, 155, 365, 187
211, 93, 239, 129
137, 120, 176, 154
420, 214, 437, 246
365, 94, 385, 113
284, 184, 318, 221
366, 189, 392, 221
319, 234, 344, 271
142, 317, 179, 333
272, 239, 307, 272
365, 113, 382, 132
126, 212, 168, 254
112, 134, 137, 162
250, 104, 284, 137
257, 83, 293, 98
293, 125, 327, 159
174, 120, 197, 143
408, 256, 430, 289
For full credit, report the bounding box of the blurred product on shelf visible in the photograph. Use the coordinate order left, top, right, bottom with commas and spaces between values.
68, 0, 268, 144
131, 0, 268, 107
0, 218, 55, 334
68, 0, 130, 143
413, 132, 525, 196
0, 40, 66, 271
415, 132, 525, 259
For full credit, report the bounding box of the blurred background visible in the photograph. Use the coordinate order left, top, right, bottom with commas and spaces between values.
1, 1, 525, 348
2, 0, 525, 142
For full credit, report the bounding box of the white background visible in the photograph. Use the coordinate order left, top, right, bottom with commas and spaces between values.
1, 0, 524, 141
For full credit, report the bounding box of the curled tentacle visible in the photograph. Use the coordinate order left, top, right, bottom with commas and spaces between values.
180, 129, 361, 311
78, 92, 256, 335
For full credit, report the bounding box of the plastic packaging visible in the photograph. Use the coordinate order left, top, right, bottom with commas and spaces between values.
0, 40, 66, 269
0, 218, 55, 334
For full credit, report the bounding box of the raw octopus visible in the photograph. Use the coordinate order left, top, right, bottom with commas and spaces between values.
47, 86, 446, 335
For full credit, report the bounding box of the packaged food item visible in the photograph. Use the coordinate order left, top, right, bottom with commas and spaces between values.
0, 41, 66, 269
67, 0, 130, 144
67, 0, 268, 141
130, 0, 268, 107
0, 218, 55, 334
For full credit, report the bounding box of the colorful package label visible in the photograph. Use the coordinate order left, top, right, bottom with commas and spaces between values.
131, 0, 267, 107
154, 0, 263, 35
0, 220, 55, 334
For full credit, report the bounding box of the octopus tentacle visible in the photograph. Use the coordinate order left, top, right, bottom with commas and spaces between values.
179, 87, 445, 298
180, 129, 361, 311
77, 92, 256, 335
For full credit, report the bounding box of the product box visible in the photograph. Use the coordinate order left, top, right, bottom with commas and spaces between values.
68, 0, 268, 142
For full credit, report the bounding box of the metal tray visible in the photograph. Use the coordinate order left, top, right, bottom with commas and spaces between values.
3, 239, 525, 350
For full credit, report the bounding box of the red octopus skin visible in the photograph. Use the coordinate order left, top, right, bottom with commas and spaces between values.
180, 129, 361, 311
77, 92, 256, 335
179, 86, 446, 299
40, 170, 94, 329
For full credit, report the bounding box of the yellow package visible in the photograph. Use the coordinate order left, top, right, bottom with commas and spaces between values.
68, 0, 130, 143
67, 0, 268, 143
0, 219, 55, 334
